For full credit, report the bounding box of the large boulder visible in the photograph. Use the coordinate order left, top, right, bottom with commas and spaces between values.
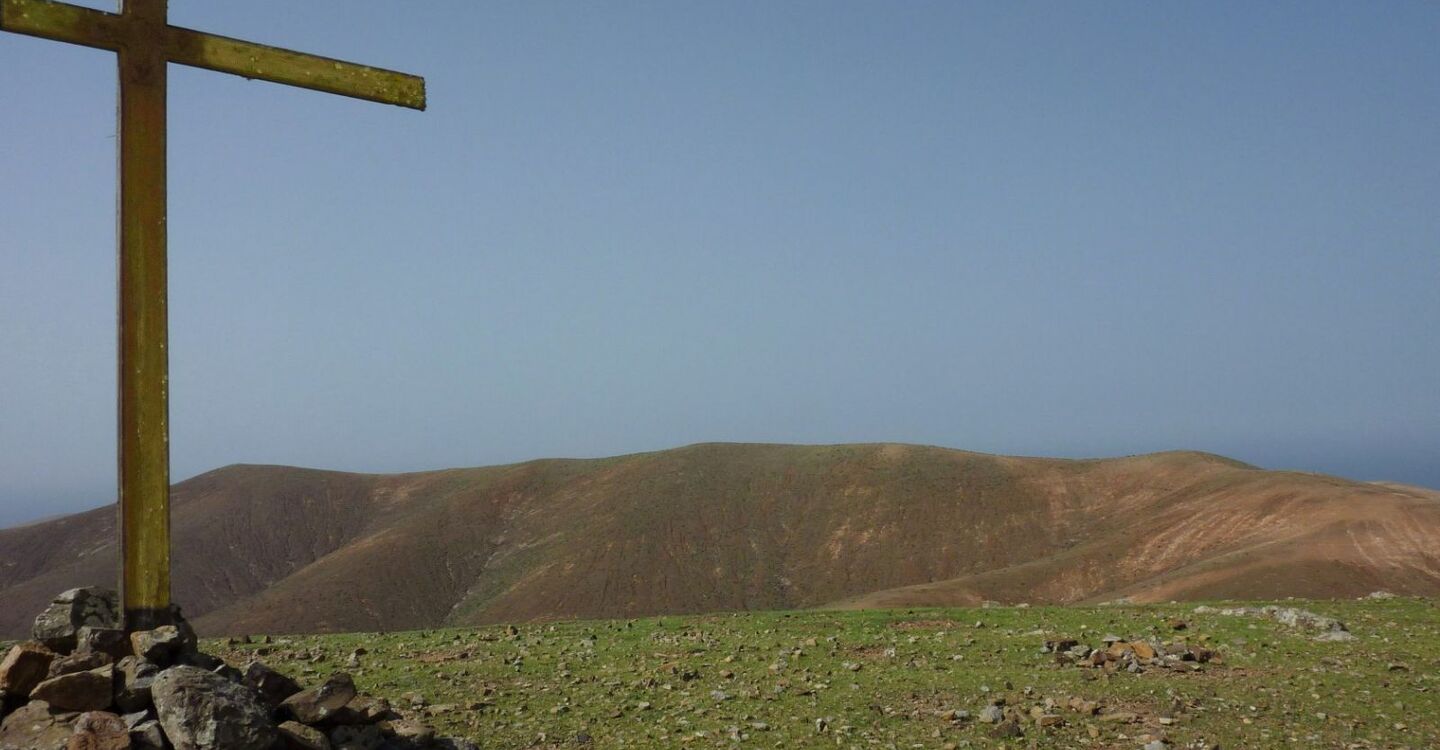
0, 642, 56, 699
28, 665, 114, 712
32, 589, 120, 654
150, 666, 275, 750
0, 700, 79, 750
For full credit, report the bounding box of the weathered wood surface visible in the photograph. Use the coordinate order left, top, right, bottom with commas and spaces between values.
2, 0, 424, 629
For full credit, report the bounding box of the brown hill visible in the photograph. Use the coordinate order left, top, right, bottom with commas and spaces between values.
2, 443, 1437, 636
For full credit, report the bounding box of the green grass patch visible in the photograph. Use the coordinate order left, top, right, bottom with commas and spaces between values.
209, 598, 1438, 748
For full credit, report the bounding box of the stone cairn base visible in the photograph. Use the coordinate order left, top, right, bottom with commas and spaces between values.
0, 588, 477, 750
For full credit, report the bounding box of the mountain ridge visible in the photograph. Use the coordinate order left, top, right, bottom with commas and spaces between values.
2, 442, 1436, 636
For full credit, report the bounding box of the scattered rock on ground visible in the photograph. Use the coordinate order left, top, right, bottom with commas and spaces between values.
1193, 605, 1354, 641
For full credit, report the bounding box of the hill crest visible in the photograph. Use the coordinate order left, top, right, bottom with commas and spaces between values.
2, 442, 1436, 636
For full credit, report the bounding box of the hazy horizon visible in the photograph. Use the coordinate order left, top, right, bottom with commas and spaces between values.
3, 1, 1437, 528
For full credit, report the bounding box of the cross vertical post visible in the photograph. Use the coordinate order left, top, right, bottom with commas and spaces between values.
2, 0, 424, 632
116, 0, 171, 629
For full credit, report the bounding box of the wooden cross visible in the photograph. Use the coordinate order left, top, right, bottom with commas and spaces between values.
1, 0, 424, 630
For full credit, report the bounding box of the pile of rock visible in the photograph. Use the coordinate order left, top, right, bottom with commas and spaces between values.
1042, 635, 1217, 674
972, 694, 1161, 739
967, 692, 1216, 748
1192, 605, 1355, 641
0, 588, 477, 750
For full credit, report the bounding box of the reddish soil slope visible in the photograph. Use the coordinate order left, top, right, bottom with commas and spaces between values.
1, 443, 1436, 636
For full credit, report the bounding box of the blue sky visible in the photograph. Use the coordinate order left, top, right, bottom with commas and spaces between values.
1, 1, 1437, 527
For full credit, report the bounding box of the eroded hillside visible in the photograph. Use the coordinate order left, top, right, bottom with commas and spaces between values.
2, 443, 1436, 636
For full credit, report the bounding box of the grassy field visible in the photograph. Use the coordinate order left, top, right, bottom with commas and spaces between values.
207, 599, 1438, 749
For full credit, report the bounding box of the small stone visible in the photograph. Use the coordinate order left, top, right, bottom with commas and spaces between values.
0, 642, 57, 699
281, 673, 356, 725
979, 705, 1004, 724
277, 721, 330, 750
67, 711, 130, 750
151, 666, 276, 750
30, 667, 114, 712
1143, 741, 1168, 750
990, 720, 1023, 738
377, 719, 433, 745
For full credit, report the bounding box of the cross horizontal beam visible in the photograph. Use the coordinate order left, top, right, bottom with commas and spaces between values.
0, 0, 425, 109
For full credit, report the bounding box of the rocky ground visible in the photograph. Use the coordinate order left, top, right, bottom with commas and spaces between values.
198, 595, 1440, 748
0, 588, 475, 750
3, 593, 1436, 748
